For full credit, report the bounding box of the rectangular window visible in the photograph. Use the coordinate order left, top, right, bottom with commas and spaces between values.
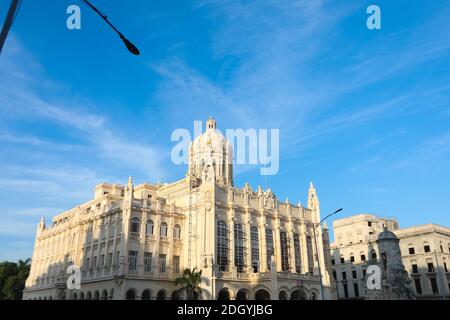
332, 270, 337, 280
430, 277, 439, 294
350, 256, 355, 263
342, 272, 347, 280
144, 252, 152, 272
343, 284, 349, 298
352, 270, 357, 279
409, 247, 415, 255
340, 257, 345, 264
85, 257, 90, 270
159, 254, 166, 273
173, 255, 180, 274
331, 259, 335, 265
412, 264, 418, 274
100, 254, 105, 267
427, 262, 435, 273
444, 262, 448, 273
115, 251, 120, 266
368, 221, 372, 227
414, 278, 422, 295
424, 245, 430, 253
363, 269, 366, 278
353, 283, 359, 297
107, 252, 113, 268
93, 256, 97, 268
128, 250, 138, 271
361, 254, 366, 261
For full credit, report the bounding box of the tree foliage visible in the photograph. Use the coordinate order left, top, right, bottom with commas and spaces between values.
0, 259, 30, 300
174, 267, 202, 300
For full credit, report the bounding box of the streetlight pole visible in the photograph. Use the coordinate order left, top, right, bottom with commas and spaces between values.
312, 208, 343, 300
0, 0, 21, 54
80, 0, 140, 55
433, 250, 446, 300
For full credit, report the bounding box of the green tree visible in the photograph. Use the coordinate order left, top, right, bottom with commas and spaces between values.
2, 276, 23, 300
0, 259, 31, 300
174, 267, 202, 300
17, 259, 31, 282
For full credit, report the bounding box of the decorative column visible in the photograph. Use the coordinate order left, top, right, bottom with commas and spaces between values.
300, 220, 309, 274
228, 206, 236, 274
138, 209, 147, 275
273, 212, 282, 272
167, 214, 175, 277
259, 211, 267, 273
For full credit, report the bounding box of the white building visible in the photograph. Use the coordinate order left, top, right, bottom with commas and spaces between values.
23, 118, 335, 300
396, 224, 450, 299
330, 214, 450, 299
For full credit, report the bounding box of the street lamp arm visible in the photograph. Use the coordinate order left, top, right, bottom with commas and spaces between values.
80, 0, 140, 55
315, 208, 343, 230
81, 0, 121, 36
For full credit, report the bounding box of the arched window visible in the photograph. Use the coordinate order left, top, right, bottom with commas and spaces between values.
278, 290, 288, 300
293, 234, 302, 273
160, 222, 168, 237
130, 217, 140, 233
234, 224, 245, 273
141, 289, 151, 300
125, 289, 136, 300
217, 221, 228, 272
218, 288, 230, 300
250, 227, 259, 273
280, 231, 289, 271
306, 236, 314, 274
266, 229, 274, 270
156, 289, 166, 300
146, 220, 154, 235
173, 224, 181, 239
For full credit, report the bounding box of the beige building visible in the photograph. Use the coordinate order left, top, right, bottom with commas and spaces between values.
23, 118, 335, 300
396, 224, 450, 299
330, 214, 450, 299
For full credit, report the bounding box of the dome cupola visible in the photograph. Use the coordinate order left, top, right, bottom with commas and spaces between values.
188, 118, 233, 186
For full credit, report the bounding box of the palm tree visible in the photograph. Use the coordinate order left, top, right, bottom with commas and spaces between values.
17, 259, 31, 281
174, 268, 202, 300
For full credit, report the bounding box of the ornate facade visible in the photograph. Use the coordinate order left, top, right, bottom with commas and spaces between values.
23, 118, 335, 300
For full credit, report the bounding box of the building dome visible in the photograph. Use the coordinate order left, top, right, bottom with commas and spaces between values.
377, 227, 398, 241
191, 118, 228, 153
188, 118, 233, 186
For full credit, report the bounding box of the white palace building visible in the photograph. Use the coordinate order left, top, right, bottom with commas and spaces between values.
23, 118, 335, 300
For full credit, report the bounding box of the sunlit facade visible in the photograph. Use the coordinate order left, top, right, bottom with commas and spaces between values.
23, 118, 335, 300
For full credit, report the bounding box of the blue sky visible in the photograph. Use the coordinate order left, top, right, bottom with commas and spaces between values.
1, 0, 450, 261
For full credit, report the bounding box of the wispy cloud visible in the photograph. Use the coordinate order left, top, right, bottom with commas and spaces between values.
0, 36, 169, 259
151, 0, 450, 175
0, 36, 167, 182
390, 131, 450, 174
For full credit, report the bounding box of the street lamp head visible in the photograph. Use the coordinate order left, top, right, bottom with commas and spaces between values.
122, 38, 140, 55
334, 208, 343, 214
